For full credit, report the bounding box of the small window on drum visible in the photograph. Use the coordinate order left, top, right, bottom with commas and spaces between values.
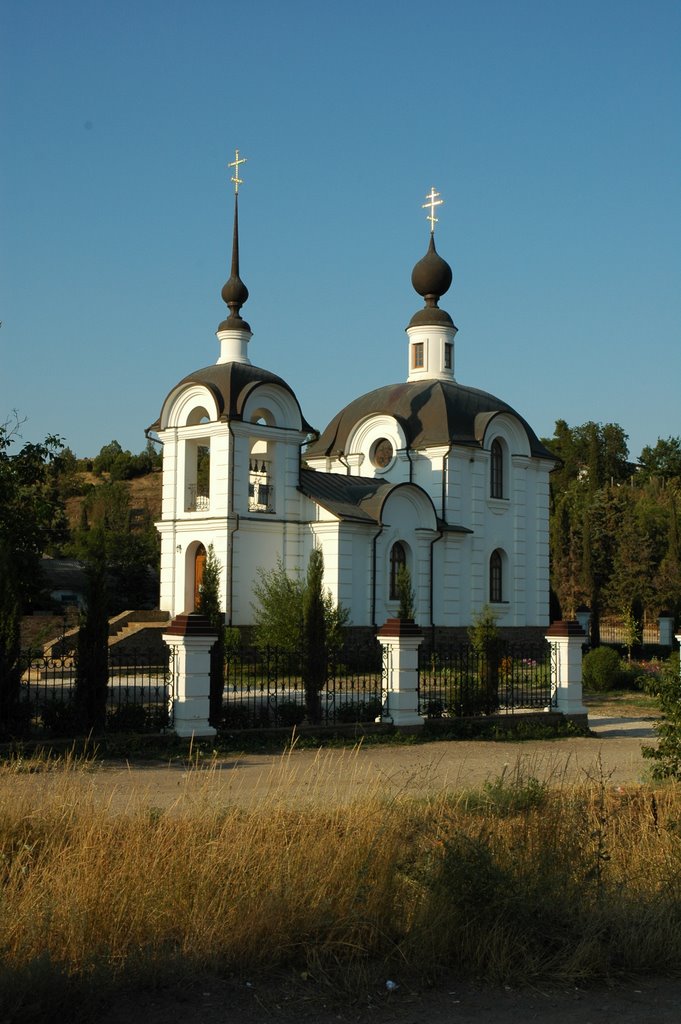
412, 342, 424, 369
444, 342, 452, 369
370, 437, 394, 469
489, 549, 503, 603
389, 542, 406, 601
490, 439, 504, 499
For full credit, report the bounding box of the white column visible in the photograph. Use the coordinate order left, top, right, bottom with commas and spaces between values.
376, 618, 424, 728
659, 614, 675, 647
163, 613, 218, 738
545, 620, 588, 718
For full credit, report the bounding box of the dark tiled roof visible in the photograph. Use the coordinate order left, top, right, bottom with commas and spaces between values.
305, 379, 556, 461
150, 362, 315, 434
298, 469, 472, 532
298, 469, 393, 523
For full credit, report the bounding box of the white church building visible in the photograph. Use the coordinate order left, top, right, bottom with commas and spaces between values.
150, 166, 557, 637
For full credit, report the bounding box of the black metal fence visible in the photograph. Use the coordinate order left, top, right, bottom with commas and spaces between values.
3, 637, 556, 740
418, 641, 554, 718
218, 640, 384, 730
1, 650, 173, 740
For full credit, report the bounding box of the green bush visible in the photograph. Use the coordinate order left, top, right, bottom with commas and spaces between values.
40, 699, 81, 736
582, 646, 625, 692
335, 698, 382, 723
274, 700, 306, 727
445, 680, 498, 717
642, 656, 681, 778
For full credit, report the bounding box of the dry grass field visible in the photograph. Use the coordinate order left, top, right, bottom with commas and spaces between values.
1, 736, 681, 1023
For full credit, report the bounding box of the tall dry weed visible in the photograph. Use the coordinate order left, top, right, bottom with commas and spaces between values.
1, 752, 681, 1012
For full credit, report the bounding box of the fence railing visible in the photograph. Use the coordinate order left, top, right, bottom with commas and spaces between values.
4, 637, 557, 740
219, 641, 383, 729
1, 650, 173, 740
598, 620, 659, 645
418, 641, 554, 718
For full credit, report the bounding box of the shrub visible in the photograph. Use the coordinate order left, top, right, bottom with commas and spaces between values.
220, 702, 260, 730
334, 698, 382, 723
40, 699, 80, 736
106, 704, 149, 733
642, 655, 681, 778
273, 700, 306, 727
444, 680, 497, 717
582, 646, 625, 692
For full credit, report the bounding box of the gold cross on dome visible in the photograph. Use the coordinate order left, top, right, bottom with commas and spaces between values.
228, 148, 247, 194
422, 186, 443, 232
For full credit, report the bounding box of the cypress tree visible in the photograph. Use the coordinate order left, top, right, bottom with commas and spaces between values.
75, 549, 110, 733
302, 548, 327, 725
199, 544, 225, 726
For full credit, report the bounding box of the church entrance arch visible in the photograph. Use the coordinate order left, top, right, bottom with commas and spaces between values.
193, 543, 207, 610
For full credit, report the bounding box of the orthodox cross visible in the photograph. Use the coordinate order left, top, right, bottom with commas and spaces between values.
228, 149, 247, 194
422, 186, 443, 232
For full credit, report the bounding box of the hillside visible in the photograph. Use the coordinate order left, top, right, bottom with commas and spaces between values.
64, 468, 162, 531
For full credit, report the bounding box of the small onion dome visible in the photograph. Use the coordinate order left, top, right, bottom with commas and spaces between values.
408, 234, 455, 329
411, 234, 452, 303
219, 273, 251, 332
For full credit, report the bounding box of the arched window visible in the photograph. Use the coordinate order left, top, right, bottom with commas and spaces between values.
389, 542, 407, 601
490, 439, 503, 499
185, 439, 210, 511
248, 438, 275, 513
489, 549, 503, 603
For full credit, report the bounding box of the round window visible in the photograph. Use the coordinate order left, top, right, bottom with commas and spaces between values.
370, 438, 394, 468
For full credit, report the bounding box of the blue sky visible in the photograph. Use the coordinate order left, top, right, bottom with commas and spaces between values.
2, 0, 679, 462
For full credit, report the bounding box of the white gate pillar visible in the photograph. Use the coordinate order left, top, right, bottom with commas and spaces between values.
376, 618, 424, 729
545, 620, 588, 719
659, 613, 675, 647
163, 613, 218, 739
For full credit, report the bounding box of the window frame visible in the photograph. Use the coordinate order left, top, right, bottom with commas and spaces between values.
489, 549, 503, 603
490, 439, 504, 499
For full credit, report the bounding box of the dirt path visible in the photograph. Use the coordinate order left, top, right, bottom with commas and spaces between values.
100, 972, 681, 1024
47, 714, 656, 815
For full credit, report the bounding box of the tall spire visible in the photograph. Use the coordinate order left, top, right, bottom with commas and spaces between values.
218, 149, 250, 333
406, 186, 457, 383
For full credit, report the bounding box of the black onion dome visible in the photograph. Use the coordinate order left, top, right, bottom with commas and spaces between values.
221, 273, 249, 310
408, 234, 455, 329
411, 235, 452, 302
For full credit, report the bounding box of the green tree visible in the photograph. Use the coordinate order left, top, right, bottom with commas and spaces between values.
0, 542, 21, 727
543, 419, 630, 495
198, 544, 224, 726
643, 656, 681, 779
396, 565, 415, 620
638, 437, 681, 483
0, 420, 66, 722
75, 540, 110, 733
93, 440, 124, 476
251, 555, 348, 674
468, 604, 500, 712
252, 559, 304, 656
655, 494, 681, 625
68, 481, 159, 611
302, 548, 327, 724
